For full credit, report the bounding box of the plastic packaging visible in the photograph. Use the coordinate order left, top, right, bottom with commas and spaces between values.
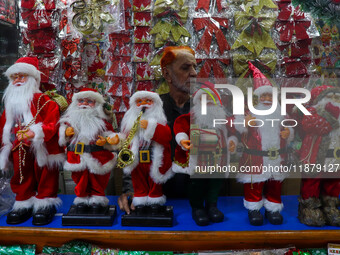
0, 174, 15, 218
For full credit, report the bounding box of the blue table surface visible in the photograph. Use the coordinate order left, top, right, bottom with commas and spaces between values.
0, 195, 339, 231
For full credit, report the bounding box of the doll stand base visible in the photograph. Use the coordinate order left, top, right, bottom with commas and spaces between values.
121, 205, 173, 227
62, 205, 116, 226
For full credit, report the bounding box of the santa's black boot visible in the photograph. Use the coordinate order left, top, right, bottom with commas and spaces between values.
248, 210, 263, 226
206, 203, 224, 223
321, 196, 340, 226
192, 208, 209, 226
298, 197, 326, 227
32, 206, 57, 226
265, 210, 283, 225
6, 207, 33, 225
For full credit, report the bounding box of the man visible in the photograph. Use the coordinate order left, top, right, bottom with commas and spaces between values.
235, 62, 293, 226
118, 46, 197, 213
59, 88, 121, 211
1, 57, 65, 225
298, 85, 340, 226
173, 84, 237, 226
120, 91, 173, 210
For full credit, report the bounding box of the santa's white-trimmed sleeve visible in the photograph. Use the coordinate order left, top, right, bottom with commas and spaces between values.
143, 118, 158, 141
175, 132, 189, 151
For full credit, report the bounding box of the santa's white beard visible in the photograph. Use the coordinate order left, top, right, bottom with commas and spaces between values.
3, 76, 40, 121
192, 103, 227, 129
61, 104, 106, 144
121, 103, 167, 134
254, 102, 282, 151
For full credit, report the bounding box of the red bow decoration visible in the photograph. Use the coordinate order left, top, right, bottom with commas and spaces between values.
136, 81, 154, 91
61, 38, 80, 58
38, 56, 59, 83
197, 59, 230, 78
112, 96, 130, 112
22, 10, 54, 30
108, 56, 132, 77
124, 0, 131, 10
195, 0, 224, 13
109, 34, 131, 56
282, 56, 311, 77
276, 2, 311, 42
62, 58, 81, 80
21, 0, 55, 10
28, 29, 57, 54
277, 39, 311, 58
108, 77, 133, 97
193, 17, 230, 55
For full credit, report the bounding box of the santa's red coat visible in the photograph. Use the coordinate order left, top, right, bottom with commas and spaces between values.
0, 93, 65, 170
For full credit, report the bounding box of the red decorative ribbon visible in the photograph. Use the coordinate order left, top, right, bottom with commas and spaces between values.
283, 56, 311, 77
277, 39, 312, 57
109, 34, 131, 56
112, 96, 130, 112
63, 58, 81, 80
197, 59, 230, 78
108, 77, 133, 97
61, 38, 80, 58
108, 56, 132, 77
193, 17, 230, 55
195, 0, 224, 13
276, 2, 310, 42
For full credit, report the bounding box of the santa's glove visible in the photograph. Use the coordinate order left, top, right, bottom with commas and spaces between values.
107, 134, 119, 145
325, 102, 340, 119
96, 136, 107, 146
65, 127, 75, 137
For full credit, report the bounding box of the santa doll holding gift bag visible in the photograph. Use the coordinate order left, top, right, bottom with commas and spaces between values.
298, 85, 340, 227
172, 82, 237, 226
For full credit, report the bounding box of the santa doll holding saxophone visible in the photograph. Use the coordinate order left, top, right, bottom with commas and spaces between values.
298, 85, 340, 227
120, 91, 173, 213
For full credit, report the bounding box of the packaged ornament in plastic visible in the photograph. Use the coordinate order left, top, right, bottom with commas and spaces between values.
68, 0, 125, 37
107, 77, 133, 97
134, 26, 152, 43
136, 62, 154, 80
133, 11, 152, 26
0, 173, 15, 219
107, 56, 133, 77
133, 0, 152, 12
133, 43, 152, 62
109, 33, 132, 56
83, 41, 108, 74
196, 58, 230, 79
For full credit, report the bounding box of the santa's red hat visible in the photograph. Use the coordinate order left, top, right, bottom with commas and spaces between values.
5, 57, 41, 83
129, 91, 163, 108
72, 88, 105, 104
311, 85, 340, 105
248, 61, 273, 96
193, 81, 222, 106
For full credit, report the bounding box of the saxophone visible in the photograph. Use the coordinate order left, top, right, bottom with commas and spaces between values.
116, 108, 144, 169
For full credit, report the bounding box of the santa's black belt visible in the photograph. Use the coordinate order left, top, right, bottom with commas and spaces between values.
326, 147, 340, 159
68, 143, 103, 154
139, 149, 152, 163
243, 147, 287, 160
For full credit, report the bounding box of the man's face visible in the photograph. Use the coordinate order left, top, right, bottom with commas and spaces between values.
259, 92, 273, 106
166, 51, 197, 93
135, 97, 153, 108
10, 73, 29, 86
78, 97, 96, 108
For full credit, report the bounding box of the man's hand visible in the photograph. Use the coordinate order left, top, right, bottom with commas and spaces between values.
16, 129, 35, 141
107, 134, 119, 145
245, 114, 256, 127
117, 193, 135, 214
96, 135, 107, 146
229, 140, 235, 152
180, 139, 192, 150
65, 126, 75, 137
280, 127, 290, 139
140, 119, 148, 129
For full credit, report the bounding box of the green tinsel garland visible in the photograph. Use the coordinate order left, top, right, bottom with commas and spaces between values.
292, 0, 340, 24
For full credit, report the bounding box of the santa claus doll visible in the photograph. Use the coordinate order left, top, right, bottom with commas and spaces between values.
172, 83, 237, 226
120, 91, 173, 212
1, 57, 65, 225
235, 62, 294, 226
59, 88, 122, 212
298, 85, 340, 226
